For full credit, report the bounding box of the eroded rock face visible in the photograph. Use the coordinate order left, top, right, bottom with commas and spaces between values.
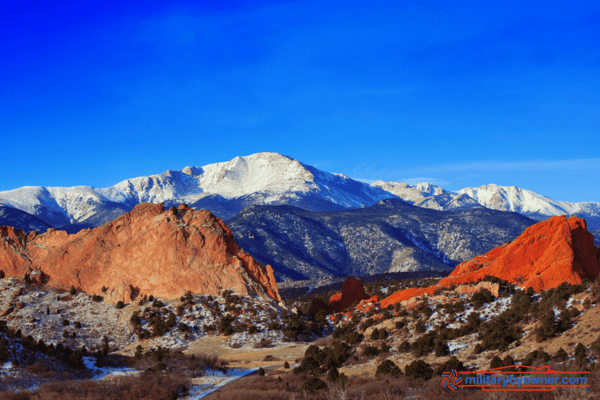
0, 203, 281, 304
329, 277, 369, 313
381, 216, 600, 308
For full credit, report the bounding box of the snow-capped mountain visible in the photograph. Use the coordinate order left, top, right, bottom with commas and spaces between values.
0, 152, 396, 230
373, 181, 600, 229
457, 184, 600, 221
371, 181, 481, 211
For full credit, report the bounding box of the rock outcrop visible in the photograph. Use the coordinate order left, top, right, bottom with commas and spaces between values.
329, 277, 369, 313
381, 216, 600, 308
0, 203, 281, 304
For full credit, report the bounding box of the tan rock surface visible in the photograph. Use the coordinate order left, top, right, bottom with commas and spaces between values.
0, 203, 280, 303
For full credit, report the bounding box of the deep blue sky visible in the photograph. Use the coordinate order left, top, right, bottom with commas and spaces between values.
1, 1, 599, 202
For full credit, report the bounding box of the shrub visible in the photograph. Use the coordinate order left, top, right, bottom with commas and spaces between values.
490, 355, 502, 369
69, 287, 76, 296
434, 340, 449, 357
471, 288, 495, 309
370, 328, 380, 341
324, 341, 350, 368
405, 360, 433, 381
283, 361, 290, 369
92, 294, 102, 302
575, 343, 587, 365
257, 367, 265, 376
378, 328, 388, 340
479, 319, 521, 351
398, 341, 410, 353
395, 319, 406, 330
376, 359, 401, 377
152, 299, 164, 308
415, 320, 426, 333
411, 332, 436, 357
348, 331, 363, 345
219, 314, 235, 336
523, 349, 550, 366
535, 311, 556, 342
379, 342, 389, 354
62, 319, 70, 326
555, 347, 569, 362
130, 312, 141, 326
327, 367, 348, 386
102, 336, 110, 356
300, 377, 327, 393
434, 356, 464, 376
362, 345, 380, 357
69, 350, 83, 369
116, 301, 124, 309
74, 322, 81, 329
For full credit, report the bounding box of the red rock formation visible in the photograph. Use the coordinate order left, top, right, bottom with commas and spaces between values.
381, 216, 600, 308
0, 203, 281, 304
329, 277, 370, 313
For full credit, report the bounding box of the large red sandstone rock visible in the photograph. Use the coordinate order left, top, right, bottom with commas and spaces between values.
380, 216, 600, 308
0, 203, 281, 304
329, 277, 369, 313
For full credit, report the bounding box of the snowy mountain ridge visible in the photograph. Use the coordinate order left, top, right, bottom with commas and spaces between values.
0, 152, 395, 229
1, 152, 599, 231
373, 181, 600, 228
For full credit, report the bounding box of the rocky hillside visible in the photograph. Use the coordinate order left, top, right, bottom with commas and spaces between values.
0, 206, 51, 233
0, 203, 280, 303
381, 215, 600, 307
228, 198, 535, 281
592, 229, 600, 246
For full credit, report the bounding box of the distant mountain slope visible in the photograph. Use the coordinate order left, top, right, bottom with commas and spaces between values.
228, 199, 535, 281
373, 181, 600, 229
592, 229, 600, 246
0, 153, 396, 228
0, 206, 52, 233
458, 184, 600, 225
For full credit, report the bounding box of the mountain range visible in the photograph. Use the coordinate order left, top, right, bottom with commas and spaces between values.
228, 199, 534, 280
0, 152, 598, 280
1, 152, 599, 232
0, 152, 392, 232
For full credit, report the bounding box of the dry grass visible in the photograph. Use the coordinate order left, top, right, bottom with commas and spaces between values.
3, 373, 189, 400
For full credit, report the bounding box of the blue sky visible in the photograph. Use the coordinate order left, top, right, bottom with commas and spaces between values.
1, 1, 599, 202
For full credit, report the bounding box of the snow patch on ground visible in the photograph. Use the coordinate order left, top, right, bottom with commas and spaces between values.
83, 356, 139, 380
187, 367, 260, 399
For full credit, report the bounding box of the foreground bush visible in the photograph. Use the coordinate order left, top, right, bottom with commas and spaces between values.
404, 359, 433, 381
